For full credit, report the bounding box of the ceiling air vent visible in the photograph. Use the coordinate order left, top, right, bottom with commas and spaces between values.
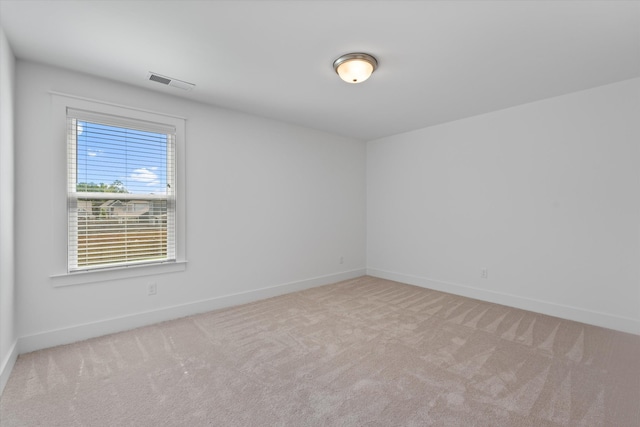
147, 72, 195, 91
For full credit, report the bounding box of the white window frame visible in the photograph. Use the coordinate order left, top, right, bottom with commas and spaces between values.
67, 109, 176, 272
50, 93, 187, 286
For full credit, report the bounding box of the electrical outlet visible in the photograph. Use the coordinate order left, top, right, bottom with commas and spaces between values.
148, 282, 157, 296
481, 268, 488, 279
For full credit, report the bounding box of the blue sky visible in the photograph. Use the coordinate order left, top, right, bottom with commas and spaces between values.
76, 121, 168, 195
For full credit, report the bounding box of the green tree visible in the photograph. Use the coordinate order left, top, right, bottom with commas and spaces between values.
77, 180, 128, 193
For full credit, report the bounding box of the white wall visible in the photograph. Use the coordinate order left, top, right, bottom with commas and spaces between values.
7, 56, 639, 378
0, 26, 17, 393
367, 78, 640, 334
15, 61, 366, 352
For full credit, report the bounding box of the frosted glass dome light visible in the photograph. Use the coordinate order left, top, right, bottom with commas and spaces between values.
333, 53, 378, 84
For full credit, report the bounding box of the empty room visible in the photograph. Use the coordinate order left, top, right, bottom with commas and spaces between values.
1, 1, 639, 425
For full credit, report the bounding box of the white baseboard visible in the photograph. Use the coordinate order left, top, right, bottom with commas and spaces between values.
367, 268, 640, 336
0, 340, 18, 396
19, 269, 366, 354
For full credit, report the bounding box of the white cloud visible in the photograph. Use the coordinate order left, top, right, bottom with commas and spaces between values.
131, 168, 159, 185
129, 168, 167, 194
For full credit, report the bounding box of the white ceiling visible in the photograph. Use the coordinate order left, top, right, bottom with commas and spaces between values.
1, 0, 639, 140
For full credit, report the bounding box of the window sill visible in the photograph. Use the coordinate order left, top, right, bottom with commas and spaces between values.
50, 261, 188, 287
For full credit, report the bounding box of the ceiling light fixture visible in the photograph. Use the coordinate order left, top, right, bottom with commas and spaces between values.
333, 53, 378, 84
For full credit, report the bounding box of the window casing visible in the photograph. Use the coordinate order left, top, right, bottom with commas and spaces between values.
67, 108, 177, 272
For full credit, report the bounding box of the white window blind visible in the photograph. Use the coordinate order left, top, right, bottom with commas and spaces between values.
67, 108, 176, 272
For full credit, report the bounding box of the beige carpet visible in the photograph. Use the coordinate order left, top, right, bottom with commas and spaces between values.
1, 276, 639, 426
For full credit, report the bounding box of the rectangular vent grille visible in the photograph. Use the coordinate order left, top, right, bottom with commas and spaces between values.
149, 74, 171, 85
147, 72, 195, 91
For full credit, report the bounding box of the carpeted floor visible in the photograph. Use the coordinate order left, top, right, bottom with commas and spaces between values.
1, 276, 639, 426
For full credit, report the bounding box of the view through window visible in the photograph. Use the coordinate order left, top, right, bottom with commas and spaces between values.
67, 111, 176, 271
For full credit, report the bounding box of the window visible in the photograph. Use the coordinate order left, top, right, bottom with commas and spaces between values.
67, 108, 176, 272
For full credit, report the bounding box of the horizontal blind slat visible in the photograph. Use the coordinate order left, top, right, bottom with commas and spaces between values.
68, 108, 176, 134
